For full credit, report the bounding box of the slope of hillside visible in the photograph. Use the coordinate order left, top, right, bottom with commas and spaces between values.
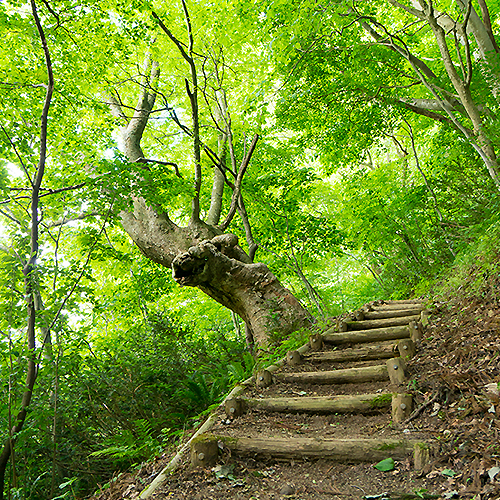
89, 254, 500, 500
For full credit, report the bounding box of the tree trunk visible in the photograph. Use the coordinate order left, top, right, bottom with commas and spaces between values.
111, 52, 312, 348
171, 235, 312, 346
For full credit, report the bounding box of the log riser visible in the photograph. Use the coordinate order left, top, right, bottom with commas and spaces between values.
342, 315, 420, 331
243, 393, 392, 414
364, 308, 424, 320
277, 365, 389, 385
306, 344, 395, 363
221, 437, 420, 462
323, 325, 410, 345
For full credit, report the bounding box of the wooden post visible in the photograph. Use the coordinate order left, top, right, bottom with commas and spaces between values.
417, 320, 424, 337
420, 309, 430, 327
256, 369, 272, 388
309, 333, 323, 351
225, 398, 245, 418
354, 310, 365, 321
190, 435, 219, 467
392, 394, 412, 423
413, 443, 431, 470
339, 321, 348, 332
386, 357, 408, 385
397, 339, 416, 359
409, 320, 422, 342
287, 350, 301, 365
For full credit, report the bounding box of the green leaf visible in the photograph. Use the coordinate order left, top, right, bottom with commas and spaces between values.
373, 458, 395, 471
441, 468, 456, 477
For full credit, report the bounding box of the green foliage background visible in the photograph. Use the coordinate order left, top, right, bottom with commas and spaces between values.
1, 0, 500, 498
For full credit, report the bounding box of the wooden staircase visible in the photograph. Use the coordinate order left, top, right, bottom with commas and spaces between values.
190, 299, 433, 470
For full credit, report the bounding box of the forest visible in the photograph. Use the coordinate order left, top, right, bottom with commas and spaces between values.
1, 0, 499, 498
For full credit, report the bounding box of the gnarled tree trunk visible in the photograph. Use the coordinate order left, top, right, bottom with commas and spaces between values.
111, 33, 312, 348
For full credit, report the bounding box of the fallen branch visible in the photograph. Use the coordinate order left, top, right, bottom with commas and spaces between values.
401, 387, 444, 425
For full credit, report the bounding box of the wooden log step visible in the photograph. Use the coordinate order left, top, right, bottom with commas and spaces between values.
323, 325, 410, 345
305, 342, 396, 363
203, 435, 422, 462
383, 299, 424, 304
238, 393, 392, 414
341, 315, 420, 331
370, 302, 425, 311
363, 307, 423, 320
276, 364, 388, 385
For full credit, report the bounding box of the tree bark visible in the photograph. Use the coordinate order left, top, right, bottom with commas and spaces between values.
171, 235, 311, 346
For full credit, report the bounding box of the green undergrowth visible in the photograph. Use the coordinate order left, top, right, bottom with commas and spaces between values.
256, 318, 336, 370
426, 218, 500, 305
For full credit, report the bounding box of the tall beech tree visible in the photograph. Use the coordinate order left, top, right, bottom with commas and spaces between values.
107, 3, 312, 347
0, 0, 312, 354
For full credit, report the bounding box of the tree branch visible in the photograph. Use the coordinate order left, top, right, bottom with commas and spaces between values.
477, 0, 500, 53
0, 208, 22, 226
360, 19, 438, 80
134, 157, 182, 178
108, 94, 129, 122
41, 210, 101, 229
394, 98, 461, 127
152, 7, 201, 222
1, 183, 86, 205
219, 134, 259, 231
0, 125, 33, 188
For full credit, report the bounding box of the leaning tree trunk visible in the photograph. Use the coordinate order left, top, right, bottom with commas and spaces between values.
171, 234, 311, 346
121, 202, 312, 346
112, 57, 312, 348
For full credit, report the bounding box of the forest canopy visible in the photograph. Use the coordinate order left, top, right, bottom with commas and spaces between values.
1, 0, 500, 497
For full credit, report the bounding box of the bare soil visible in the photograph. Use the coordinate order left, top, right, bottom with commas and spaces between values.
89, 299, 500, 500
